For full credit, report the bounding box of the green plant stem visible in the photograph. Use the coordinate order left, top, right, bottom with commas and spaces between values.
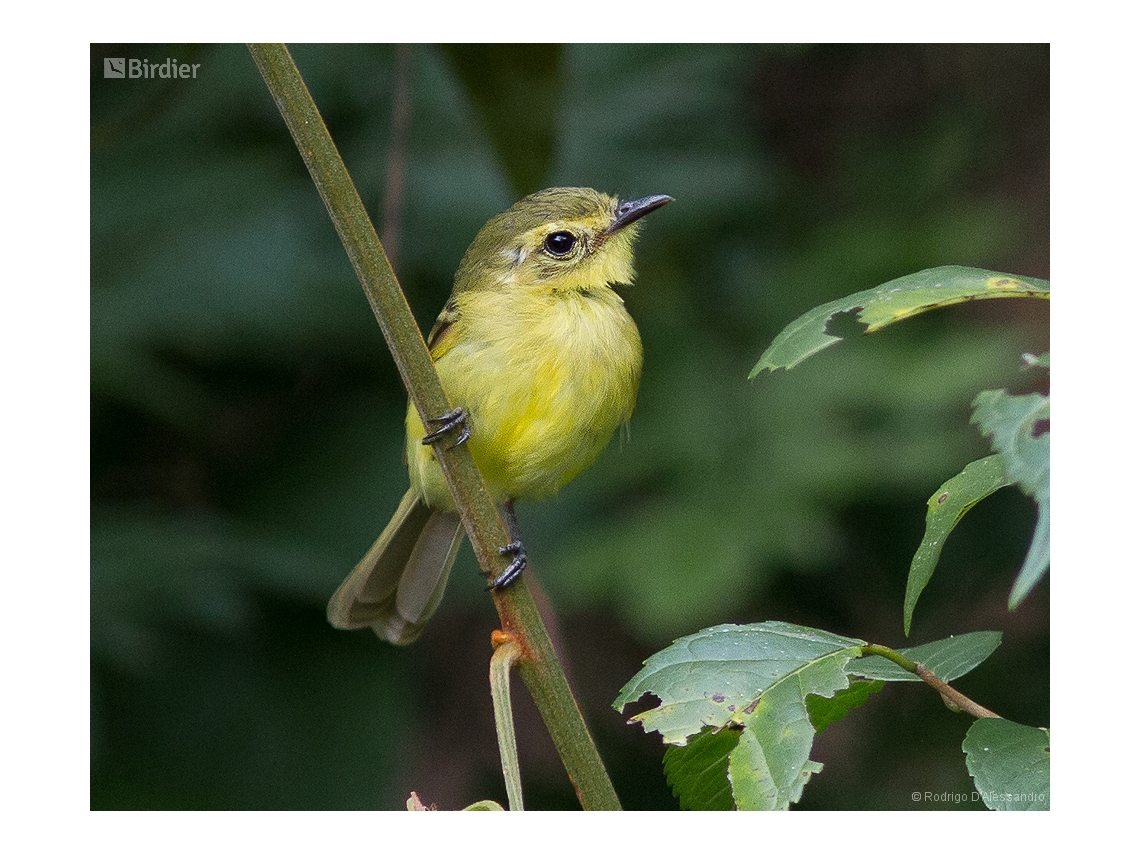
861, 644, 1000, 719
247, 43, 621, 811
490, 639, 524, 811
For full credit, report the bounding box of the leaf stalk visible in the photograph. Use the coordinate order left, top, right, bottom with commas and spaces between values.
860, 644, 1000, 719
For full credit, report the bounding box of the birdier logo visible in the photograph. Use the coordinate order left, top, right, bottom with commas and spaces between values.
103, 57, 201, 79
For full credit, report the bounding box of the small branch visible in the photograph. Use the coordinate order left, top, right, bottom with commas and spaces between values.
861, 644, 1001, 719
914, 664, 1001, 719
490, 633, 524, 811
247, 43, 621, 811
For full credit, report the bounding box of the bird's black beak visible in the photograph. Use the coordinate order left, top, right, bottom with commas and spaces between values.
603, 194, 673, 235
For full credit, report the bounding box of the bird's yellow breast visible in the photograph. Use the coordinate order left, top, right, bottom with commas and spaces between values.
406, 283, 642, 508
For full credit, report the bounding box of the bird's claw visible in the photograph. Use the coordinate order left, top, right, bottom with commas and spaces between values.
422, 407, 470, 449
487, 540, 526, 589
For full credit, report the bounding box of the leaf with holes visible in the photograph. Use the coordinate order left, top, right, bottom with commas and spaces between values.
751, 266, 1049, 375
616, 622, 864, 809
971, 385, 1050, 608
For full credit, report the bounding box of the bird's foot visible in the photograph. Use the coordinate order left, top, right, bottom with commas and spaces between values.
487, 540, 526, 589
422, 407, 470, 448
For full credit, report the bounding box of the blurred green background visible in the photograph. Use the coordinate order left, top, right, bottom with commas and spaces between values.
91, 43, 1048, 810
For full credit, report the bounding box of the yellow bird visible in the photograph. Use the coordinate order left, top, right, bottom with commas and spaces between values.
327, 187, 672, 644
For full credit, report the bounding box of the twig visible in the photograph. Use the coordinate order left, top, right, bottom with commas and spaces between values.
861, 644, 1001, 719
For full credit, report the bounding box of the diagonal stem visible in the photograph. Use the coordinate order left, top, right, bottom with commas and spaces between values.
247, 43, 620, 811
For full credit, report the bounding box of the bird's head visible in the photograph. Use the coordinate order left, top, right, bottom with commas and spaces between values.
454, 187, 672, 294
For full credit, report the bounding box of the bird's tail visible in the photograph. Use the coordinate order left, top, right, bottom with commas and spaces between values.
327, 488, 464, 645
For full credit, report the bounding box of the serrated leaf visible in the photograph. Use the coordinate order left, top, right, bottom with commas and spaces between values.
846, 632, 1002, 683
905, 455, 1014, 634
663, 728, 738, 810
614, 622, 864, 746
971, 390, 1049, 498
726, 727, 779, 810
730, 677, 827, 809
963, 719, 1049, 811
971, 389, 1050, 608
750, 266, 1050, 376
806, 680, 884, 732
618, 622, 864, 811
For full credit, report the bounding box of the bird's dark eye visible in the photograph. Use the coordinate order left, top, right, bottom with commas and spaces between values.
543, 231, 577, 256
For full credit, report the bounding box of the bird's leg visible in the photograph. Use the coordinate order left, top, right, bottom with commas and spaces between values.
488, 500, 527, 589
420, 412, 524, 588
421, 407, 470, 448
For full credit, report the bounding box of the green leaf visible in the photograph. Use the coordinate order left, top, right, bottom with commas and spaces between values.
615, 622, 864, 745
730, 678, 827, 809
438, 44, 563, 198
847, 632, 1002, 683
616, 622, 864, 810
461, 800, 506, 811
971, 389, 1050, 608
806, 680, 884, 732
663, 728, 738, 811
1015, 506, 1050, 608
904, 456, 1014, 634
963, 719, 1049, 811
750, 266, 1050, 376
971, 389, 1049, 499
